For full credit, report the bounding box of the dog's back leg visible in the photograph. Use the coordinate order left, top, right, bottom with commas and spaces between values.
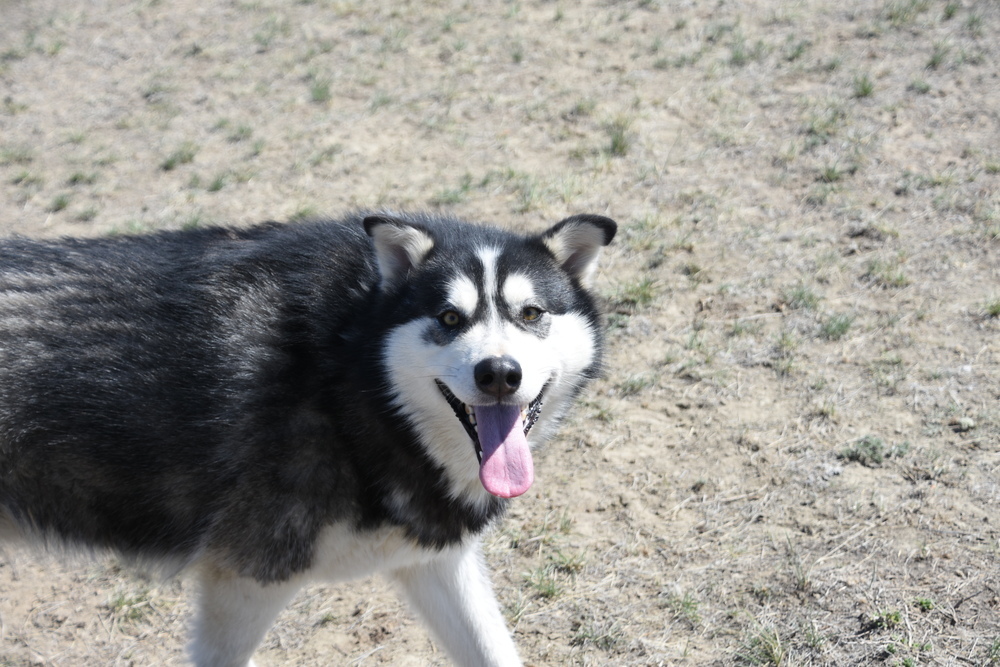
188, 563, 302, 667
391, 540, 522, 667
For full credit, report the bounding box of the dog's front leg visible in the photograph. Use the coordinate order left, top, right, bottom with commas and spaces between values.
392, 539, 522, 667
188, 564, 302, 667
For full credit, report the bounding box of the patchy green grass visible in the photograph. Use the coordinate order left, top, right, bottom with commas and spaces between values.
986, 637, 1000, 665
662, 591, 701, 627
66, 171, 96, 186
736, 625, 786, 666
803, 104, 845, 149
570, 614, 624, 651
882, 0, 931, 28
432, 173, 473, 205
927, 41, 950, 69
611, 277, 658, 310
74, 206, 98, 222
160, 143, 198, 171
524, 565, 562, 599
819, 312, 854, 340
108, 587, 153, 623
309, 76, 331, 103
728, 33, 767, 67
729, 318, 764, 338
369, 91, 394, 112
864, 256, 909, 288
868, 608, 902, 630
852, 72, 875, 98
783, 37, 810, 62
10, 170, 42, 187
604, 116, 634, 157
616, 372, 656, 397
839, 435, 909, 467
47, 193, 70, 212
0, 144, 34, 166
780, 283, 821, 310
207, 173, 226, 192
227, 124, 253, 143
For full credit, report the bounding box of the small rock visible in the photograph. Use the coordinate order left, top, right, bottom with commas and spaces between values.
950, 417, 976, 432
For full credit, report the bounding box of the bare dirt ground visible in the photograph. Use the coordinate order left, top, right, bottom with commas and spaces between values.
2, 0, 999, 665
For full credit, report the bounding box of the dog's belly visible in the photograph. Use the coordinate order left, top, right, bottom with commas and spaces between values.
307, 523, 444, 582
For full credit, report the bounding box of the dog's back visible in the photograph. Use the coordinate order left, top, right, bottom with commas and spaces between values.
0, 222, 375, 566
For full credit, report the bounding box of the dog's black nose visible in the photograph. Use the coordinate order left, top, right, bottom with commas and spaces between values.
474, 356, 522, 398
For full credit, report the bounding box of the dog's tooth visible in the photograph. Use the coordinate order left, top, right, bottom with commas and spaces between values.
468, 413, 477, 425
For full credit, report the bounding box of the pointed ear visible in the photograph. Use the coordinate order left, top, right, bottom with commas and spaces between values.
540, 214, 617, 285
363, 214, 435, 286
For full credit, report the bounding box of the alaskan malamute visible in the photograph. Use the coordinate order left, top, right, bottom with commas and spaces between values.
0, 211, 616, 666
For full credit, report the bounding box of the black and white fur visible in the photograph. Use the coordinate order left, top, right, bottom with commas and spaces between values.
0, 211, 616, 666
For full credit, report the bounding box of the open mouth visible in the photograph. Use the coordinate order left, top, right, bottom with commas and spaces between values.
434, 379, 544, 462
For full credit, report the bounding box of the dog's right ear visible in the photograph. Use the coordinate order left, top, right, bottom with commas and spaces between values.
363, 214, 435, 286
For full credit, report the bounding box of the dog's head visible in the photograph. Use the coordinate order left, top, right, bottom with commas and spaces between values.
364, 213, 616, 502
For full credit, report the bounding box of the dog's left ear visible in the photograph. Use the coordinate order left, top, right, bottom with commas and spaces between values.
364, 214, 435, 286
540, 214, 617, 286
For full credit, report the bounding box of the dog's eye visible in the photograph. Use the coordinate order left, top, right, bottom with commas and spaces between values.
439, 310, 462, 327
522, 306, 543, 322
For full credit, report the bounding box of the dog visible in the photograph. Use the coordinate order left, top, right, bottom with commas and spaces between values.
0, 211, 616, 666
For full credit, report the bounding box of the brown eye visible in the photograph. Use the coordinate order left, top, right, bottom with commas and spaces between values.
522, 306, 542, 322
440, 311, 461, 327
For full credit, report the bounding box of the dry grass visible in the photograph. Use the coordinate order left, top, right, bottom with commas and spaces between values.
1, 0, 999, 665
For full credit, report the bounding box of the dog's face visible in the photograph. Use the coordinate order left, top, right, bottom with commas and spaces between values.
366, 214, 616, 503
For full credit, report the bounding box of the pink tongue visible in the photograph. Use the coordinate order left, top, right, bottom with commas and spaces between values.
474, 404, 534, 498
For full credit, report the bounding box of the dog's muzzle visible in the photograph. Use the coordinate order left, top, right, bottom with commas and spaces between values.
434, 379, 544, 462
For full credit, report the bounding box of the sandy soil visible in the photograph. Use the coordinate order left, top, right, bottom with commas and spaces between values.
1, 0, 998, 665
